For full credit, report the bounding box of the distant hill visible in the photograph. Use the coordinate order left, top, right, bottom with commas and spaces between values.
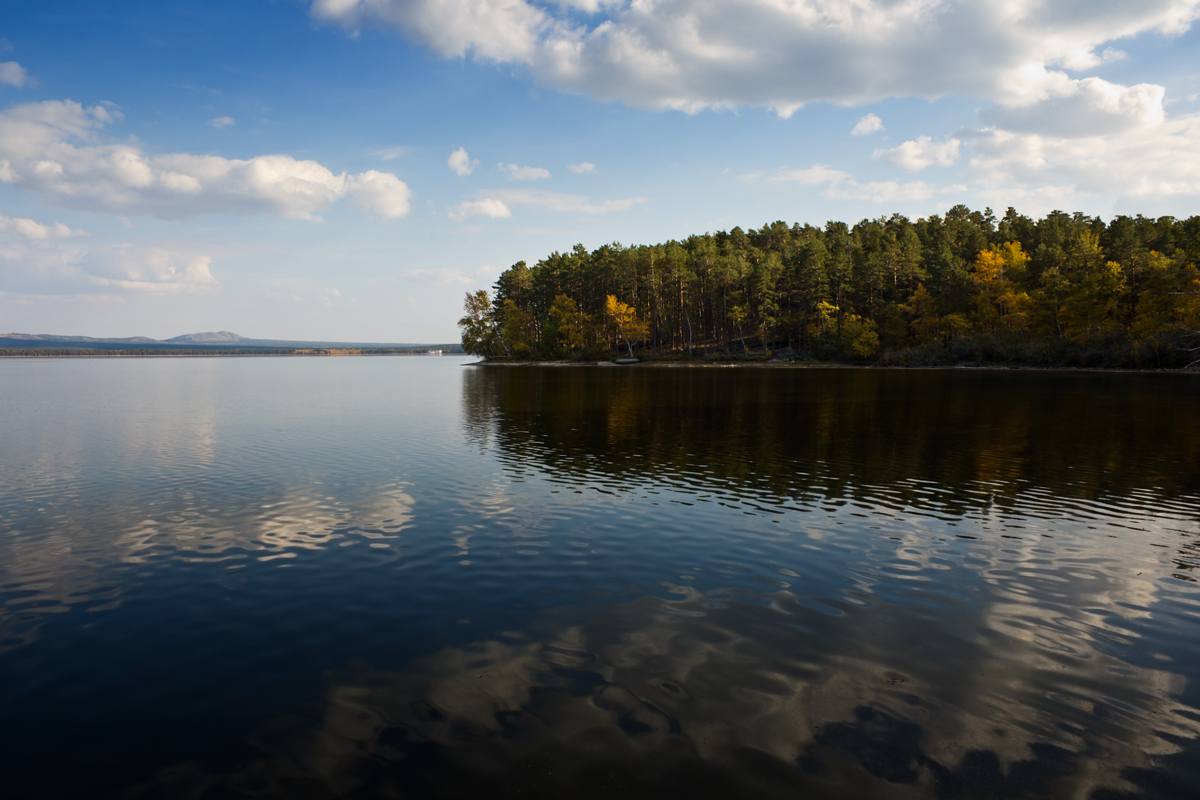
0, 333, 159, 344
164, 331, 248, 343
0, 331, 464, 354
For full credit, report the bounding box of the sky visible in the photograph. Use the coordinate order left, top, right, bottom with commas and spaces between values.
2, 0, 1200, 343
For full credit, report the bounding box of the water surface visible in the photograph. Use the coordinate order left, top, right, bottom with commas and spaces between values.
1, 358, 1198, 798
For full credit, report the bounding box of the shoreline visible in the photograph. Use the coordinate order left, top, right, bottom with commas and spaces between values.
4, 352, 1190, 373
467, 359, 1198, 375
0, 351, 466, 359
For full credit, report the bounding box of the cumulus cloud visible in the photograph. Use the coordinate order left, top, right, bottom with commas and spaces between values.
0, 99, 411, 220
447, 197, 512, 221
965, 112, 1200, 201
760, 76, 1200, 210
911, 70, 1200, 209
311, 0, 1200, 114
567, 161, 595, 173
345, 170, 413, 218
0, 214, 83, 240
497, 162, 550, 181
207, 116, 235, 128
0, 217, 218, 296
851, 113, 883, 136
448, 147, 478, 176
0, 62, 27, 88
979, 77, 1165, 137
876, 136, 961, 172
848, 74, 1200, 213
84, 246, 218, 293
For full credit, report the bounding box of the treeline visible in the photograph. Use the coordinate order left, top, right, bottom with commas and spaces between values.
458, 206, 1200, 368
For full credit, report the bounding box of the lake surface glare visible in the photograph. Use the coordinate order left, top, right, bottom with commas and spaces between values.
2, 357, 1199, 799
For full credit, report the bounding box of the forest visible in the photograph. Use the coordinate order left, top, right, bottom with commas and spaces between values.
458, 206, 1200, 368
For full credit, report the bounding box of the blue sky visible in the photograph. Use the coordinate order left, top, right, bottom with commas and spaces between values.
2, 0, 1199, 342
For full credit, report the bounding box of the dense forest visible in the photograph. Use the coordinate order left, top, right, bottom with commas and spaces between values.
458, 206, 1200, 368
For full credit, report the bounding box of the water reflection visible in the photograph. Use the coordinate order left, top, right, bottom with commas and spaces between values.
462, 367, 1200, 513
0, 474, 415, 655
3, 361, 1200, 798
0, 360, 437, 657
119, 583, 1198, 799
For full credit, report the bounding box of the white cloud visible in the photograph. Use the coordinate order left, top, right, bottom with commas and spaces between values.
0, 62, 27, 88
980, 77, 1165, 137
0, 214, 83, 240
485, 188, 645, 214
345, 169, 413, 218
567, 161, 595, 173
372, 145, 407, 160
0, 99, 411, 221
966, 113, 1200, 201
207, 116, 235, 128
448, 147, 478, 176
843, 75, 1200, 214
498, 162, 551, 181
828, 179, 935, 204
766, 164, 850, 185
85, 247, 218, 293
760, 163, 932, 203
875, 136, 961, 171
264, 282, 348, 305
447, 198, 512, 221
311, 0, 1200, 114
0, 218, 218, 296
851, 113, 884, 136
448, 188, 645, 220
405, 268, 475, 286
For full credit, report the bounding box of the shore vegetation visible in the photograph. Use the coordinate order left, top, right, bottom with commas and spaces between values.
459, 206, 1200, 369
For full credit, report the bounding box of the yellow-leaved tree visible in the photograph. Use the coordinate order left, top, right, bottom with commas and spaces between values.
972, 242, 1030, 335
809, 300, 878, 358
605, 295, 649, 358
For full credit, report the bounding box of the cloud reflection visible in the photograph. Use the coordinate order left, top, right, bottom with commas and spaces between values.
119, 581, 1199, 798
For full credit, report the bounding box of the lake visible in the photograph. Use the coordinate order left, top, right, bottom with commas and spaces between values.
1, 357, 1199, 799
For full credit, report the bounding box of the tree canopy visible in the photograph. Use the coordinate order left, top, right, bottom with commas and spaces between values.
459, 206, 1200, 368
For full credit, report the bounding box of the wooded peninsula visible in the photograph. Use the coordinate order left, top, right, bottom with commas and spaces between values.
458, 206, 1200, 369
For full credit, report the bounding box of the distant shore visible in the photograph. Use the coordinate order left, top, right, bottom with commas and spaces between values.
0, 348, 465, 358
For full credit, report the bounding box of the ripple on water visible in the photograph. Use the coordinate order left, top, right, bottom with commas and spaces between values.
1, 361, 1200, 797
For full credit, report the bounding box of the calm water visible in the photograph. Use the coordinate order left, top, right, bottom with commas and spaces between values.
2, 358, 1199, 799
